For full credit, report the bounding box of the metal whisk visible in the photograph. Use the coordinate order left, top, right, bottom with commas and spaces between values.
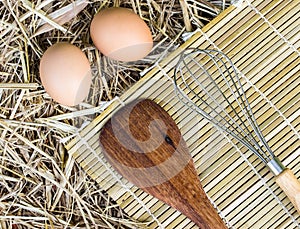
173, 48, 300, 214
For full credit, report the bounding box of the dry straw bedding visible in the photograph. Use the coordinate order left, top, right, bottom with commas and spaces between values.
0, 0, 228, 228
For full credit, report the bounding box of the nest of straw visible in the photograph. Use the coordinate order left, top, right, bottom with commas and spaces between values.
0, 0, 230, 228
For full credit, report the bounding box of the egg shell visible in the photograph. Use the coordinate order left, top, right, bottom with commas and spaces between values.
90, 7, 153, 62
39, 43, 92, 106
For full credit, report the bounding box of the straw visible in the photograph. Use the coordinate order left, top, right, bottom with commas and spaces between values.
0, 0, 226, 227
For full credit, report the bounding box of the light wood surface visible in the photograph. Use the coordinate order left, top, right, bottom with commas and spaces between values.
276, 169, 300, 214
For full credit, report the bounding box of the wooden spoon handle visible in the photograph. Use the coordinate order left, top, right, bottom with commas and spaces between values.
144, 159, 227, 229
275, 169, 300, 214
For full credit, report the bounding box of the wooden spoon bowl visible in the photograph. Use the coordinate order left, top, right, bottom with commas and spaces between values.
99, 99, 227, 228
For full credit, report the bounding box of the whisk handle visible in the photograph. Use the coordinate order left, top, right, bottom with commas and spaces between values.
275, 169, 300, 214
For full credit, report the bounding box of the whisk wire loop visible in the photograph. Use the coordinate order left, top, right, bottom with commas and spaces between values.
204, 51, 263, 151
173, 49, 276, 165
211, 51, 275, 161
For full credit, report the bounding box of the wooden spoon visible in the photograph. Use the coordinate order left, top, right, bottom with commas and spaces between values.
99, 99, 227, 229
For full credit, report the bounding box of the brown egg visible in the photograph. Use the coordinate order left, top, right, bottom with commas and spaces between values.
90, 7, 153, 62
39, 42, 92, 106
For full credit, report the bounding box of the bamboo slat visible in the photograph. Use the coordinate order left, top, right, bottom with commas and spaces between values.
65, 0, 300, 228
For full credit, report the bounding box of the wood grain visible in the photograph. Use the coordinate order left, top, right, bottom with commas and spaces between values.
99, 99, 227, 229
275, 169, 300, 214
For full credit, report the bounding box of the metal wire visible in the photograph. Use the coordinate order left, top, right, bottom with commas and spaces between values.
173, 49, 276, 165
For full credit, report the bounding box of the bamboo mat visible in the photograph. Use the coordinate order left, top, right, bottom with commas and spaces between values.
65, 0, 300, 228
